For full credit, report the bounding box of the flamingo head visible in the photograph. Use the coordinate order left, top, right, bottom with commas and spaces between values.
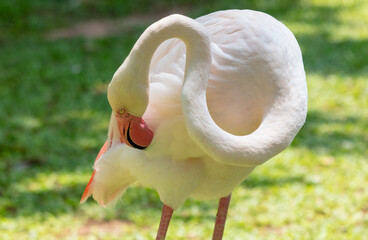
106, 65, 154, 150
114, 108, 153, 149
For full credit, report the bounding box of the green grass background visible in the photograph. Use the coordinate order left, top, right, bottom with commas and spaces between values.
1, 0, 367, 239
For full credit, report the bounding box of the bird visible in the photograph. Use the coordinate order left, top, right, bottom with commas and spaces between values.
80, 9, 307, 240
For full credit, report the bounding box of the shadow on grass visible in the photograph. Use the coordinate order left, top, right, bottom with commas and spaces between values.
293, 110, 368, 157
2, 182, 162, 219
242, 175, 312, 189
299, 35, 368, 77
2, 173, 315, 219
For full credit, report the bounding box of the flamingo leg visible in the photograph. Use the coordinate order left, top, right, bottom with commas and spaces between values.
212, 194, 232, 240
156, 204, 174, 240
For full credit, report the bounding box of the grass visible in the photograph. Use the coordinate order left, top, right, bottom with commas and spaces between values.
0, 0, 367, 239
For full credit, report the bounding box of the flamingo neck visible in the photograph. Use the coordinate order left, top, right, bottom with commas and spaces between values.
126, 14, 211, 91
118, 14, 305, 167
120, 14, 268, 167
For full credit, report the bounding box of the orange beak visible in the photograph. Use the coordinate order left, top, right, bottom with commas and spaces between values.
115, 110, 154, 150
80, 140, 110, 203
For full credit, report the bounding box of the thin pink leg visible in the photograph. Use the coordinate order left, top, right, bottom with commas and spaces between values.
212, 194, 232, 240
156, 204, 174, 240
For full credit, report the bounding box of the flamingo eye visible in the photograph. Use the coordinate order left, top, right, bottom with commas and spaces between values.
118, 109, 126, 115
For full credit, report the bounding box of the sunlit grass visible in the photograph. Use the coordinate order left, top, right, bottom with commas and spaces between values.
1, 0, 367, 239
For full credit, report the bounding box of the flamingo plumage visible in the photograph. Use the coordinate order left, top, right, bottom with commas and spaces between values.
80, 10, 307, 239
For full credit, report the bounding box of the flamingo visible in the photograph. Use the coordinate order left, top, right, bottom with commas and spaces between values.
80, 10, 307, 239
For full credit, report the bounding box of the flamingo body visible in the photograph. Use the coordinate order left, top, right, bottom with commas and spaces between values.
82, 10, 307, 210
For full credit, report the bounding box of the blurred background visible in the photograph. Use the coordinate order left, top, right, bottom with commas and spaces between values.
0, 0, 367, 239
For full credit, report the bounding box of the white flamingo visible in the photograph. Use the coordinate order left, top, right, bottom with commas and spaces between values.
80, 10, 307, 239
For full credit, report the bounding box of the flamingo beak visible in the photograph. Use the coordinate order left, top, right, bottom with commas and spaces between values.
80, 140, 110, 203
115, 110, 154, 150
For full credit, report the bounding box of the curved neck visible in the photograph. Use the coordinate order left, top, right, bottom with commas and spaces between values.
119, 14, 305, 167
126, 14, 211, 91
